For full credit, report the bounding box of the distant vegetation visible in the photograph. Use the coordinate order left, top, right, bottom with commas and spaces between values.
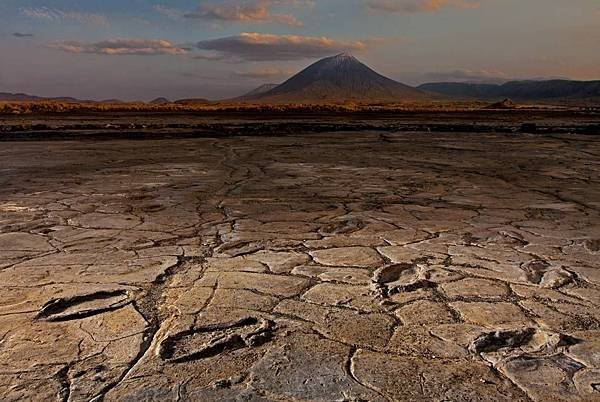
2, 99, 596, 116
0, 100, 491, 115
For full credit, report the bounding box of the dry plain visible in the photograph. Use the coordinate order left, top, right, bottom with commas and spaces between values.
1, 114, 600, 401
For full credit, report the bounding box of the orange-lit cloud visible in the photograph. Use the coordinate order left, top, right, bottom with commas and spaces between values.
51, 39, 188, 55
185, 0, 311, 27
367, 0, 481, 13
195, 32, 369, 61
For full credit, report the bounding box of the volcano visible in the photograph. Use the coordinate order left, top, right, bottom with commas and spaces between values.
242, 53, 430, 104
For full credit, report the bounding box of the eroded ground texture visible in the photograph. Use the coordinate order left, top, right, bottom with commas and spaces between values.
1, 131, 600, 401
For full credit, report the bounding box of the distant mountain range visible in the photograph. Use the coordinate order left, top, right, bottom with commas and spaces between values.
0, 92, 126, 103
238, 53, 429, 103
0, 92, 79, 102
238, 55, 600, 104
418, 80, 600, 101
3, 58, 600, 105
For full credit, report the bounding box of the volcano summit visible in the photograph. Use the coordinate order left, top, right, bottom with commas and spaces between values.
241, 53, 430, 104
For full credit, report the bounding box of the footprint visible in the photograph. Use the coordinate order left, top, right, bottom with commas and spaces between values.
469, 328, 537, 354
469, 327, 579, 354
521, 260, 573, 288
319, 218, 363, 236
371, 264, 436, 297
521, 260, 551, 284
159, 317, 276, 363
36, 290, 131, 322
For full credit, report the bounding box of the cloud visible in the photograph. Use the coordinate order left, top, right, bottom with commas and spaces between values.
422, 68, 509, 83
153, 5, 185, 20
185, 0, 308, 27
235, 67, 293, 78
195, 32, 368, 61
366, 0, 480, 13
51, 39, 188, 56
21, 6, 59, 20
21, 7, 109, 26
193, 52, 234, 62
13, 33, 34, 38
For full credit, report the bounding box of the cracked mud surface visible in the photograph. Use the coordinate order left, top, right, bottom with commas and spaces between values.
1, 130, 600, 401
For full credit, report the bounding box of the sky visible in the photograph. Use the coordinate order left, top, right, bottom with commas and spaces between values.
0, 0, 599, 100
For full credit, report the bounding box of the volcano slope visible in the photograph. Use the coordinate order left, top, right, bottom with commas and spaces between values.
242, 53, 430, 104
1, 129, 600, 401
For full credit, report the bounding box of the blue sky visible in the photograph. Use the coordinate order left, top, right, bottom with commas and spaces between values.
1, 0, 598, 100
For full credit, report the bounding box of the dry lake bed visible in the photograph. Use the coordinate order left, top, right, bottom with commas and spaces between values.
1, 123, 600, 401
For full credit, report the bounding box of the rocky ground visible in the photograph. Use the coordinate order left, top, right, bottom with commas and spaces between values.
1, 129, 599, 401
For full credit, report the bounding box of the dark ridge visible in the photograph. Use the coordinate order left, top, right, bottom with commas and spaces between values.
174, 98, 210, 105
419, 80, 600, 101
149, 97, 171, 105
